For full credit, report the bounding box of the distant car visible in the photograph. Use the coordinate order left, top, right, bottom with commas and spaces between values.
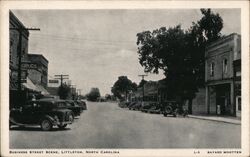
141, 102, 152, 112
65, 100, 82, 117
9, 99, 74, 131
161, 101, 187, 117
129, 102, 142, 111
128, 102, 137, 110
147, 102, 162, 114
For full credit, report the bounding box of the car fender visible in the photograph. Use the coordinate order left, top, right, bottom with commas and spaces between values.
40, 115, 55, 125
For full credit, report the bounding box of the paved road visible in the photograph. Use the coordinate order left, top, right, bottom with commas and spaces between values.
10, 102, 241, 148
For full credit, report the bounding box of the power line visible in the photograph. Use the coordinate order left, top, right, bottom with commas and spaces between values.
31, 33, 136, 44
54, 74, 69, 86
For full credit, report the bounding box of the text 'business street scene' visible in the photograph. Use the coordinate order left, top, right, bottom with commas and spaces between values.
9, 9, 241, 148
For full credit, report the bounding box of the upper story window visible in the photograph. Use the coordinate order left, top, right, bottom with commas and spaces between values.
210, 62, 215, 77
223, 59, 228, 74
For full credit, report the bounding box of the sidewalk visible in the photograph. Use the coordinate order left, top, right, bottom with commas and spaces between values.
188, 114, 241, 125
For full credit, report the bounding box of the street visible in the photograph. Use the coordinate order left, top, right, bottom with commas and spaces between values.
10, 102, 241, 149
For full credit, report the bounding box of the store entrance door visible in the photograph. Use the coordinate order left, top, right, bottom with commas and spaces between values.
216, 84, 230, 115
236, 96, 241, 117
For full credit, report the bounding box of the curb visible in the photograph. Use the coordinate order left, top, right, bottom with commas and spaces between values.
188, 115, 241, 125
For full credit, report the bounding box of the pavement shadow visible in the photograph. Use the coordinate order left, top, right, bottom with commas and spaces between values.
10, 126, 71, 132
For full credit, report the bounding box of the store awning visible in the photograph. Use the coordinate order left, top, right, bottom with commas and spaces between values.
22, 77, 49, 95
22, 77, 38, 91
35, 84, 49, 95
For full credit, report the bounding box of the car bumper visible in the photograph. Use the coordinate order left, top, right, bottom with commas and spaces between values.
53, 121, 73, 126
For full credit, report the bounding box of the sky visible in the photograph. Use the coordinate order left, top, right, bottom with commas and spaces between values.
12, 9, 241, 95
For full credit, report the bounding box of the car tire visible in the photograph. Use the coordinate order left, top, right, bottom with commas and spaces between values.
58, 124, 67, 129
41, 119, 52, 131
163, 113, 168, 117
165, 106, 172, 114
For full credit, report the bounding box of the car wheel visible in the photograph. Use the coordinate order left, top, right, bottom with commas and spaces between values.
41, 119, 52, 131
58, 124, 67, 129
165, 106, 172, 114
163, 113, 168, 117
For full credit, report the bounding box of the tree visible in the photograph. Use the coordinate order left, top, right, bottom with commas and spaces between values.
111, 76, 136, 100
137, 25, 187, 100
86, 88, 101, 101
138, 79, 147, 88
136, 9, 223, 113
57, 83, 71, 99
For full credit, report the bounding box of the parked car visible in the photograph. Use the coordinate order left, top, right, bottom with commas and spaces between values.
147, 102, 162, 114
161, 101, 188, 117
9, 99, 74, 131
75, 100, 87, 110
65, 100, 82, 117
129, 102, 142, 111
141, 102, 153, 112
128, 102, 137, 110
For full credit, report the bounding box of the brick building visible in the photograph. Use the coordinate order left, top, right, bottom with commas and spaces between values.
25, 54, 49, 89
205, 33, 241, 117
9, 11, 29, 90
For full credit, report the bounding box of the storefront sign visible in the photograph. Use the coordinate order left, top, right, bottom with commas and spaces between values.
49, 79, 59, 83
21, 62, 38, 70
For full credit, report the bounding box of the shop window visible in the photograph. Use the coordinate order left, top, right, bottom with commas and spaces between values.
223, 59, 228, 74
210, 62, 214, 76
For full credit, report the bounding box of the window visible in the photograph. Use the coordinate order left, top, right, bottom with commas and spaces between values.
223, 59, 228, 74
210, 62, 215, 76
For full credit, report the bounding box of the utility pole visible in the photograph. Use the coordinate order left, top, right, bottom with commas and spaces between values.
10, 27, 40, 106
77, 89, 82, 99
69, 85, 76, 100
138, 74, 148, 101
54, 74, 69, 86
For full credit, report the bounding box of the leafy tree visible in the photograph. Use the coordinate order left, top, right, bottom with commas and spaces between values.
86, 88, 101, 101
111, 76, 136, 100
136, 9, 223, 113
57, 83, 71, 99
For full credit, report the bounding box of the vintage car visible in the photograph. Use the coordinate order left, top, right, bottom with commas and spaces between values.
161, 101, 188, 117
147, 102, 162, 114
129, 102, 143, 111
128, 102, 137, 110
75, 100, 87, 110
9, 99, 74, 131
65, 100, 82, 117
140, 102, 152, 112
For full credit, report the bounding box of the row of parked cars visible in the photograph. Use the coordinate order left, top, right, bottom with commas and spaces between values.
9, 98, 87, 131
119, 101, 188, 117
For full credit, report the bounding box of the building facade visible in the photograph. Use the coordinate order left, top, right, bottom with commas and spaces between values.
9, 11, 30, 108
9, 11, 29, 90
205, 33, 241, 117
25, 54, 49, 88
